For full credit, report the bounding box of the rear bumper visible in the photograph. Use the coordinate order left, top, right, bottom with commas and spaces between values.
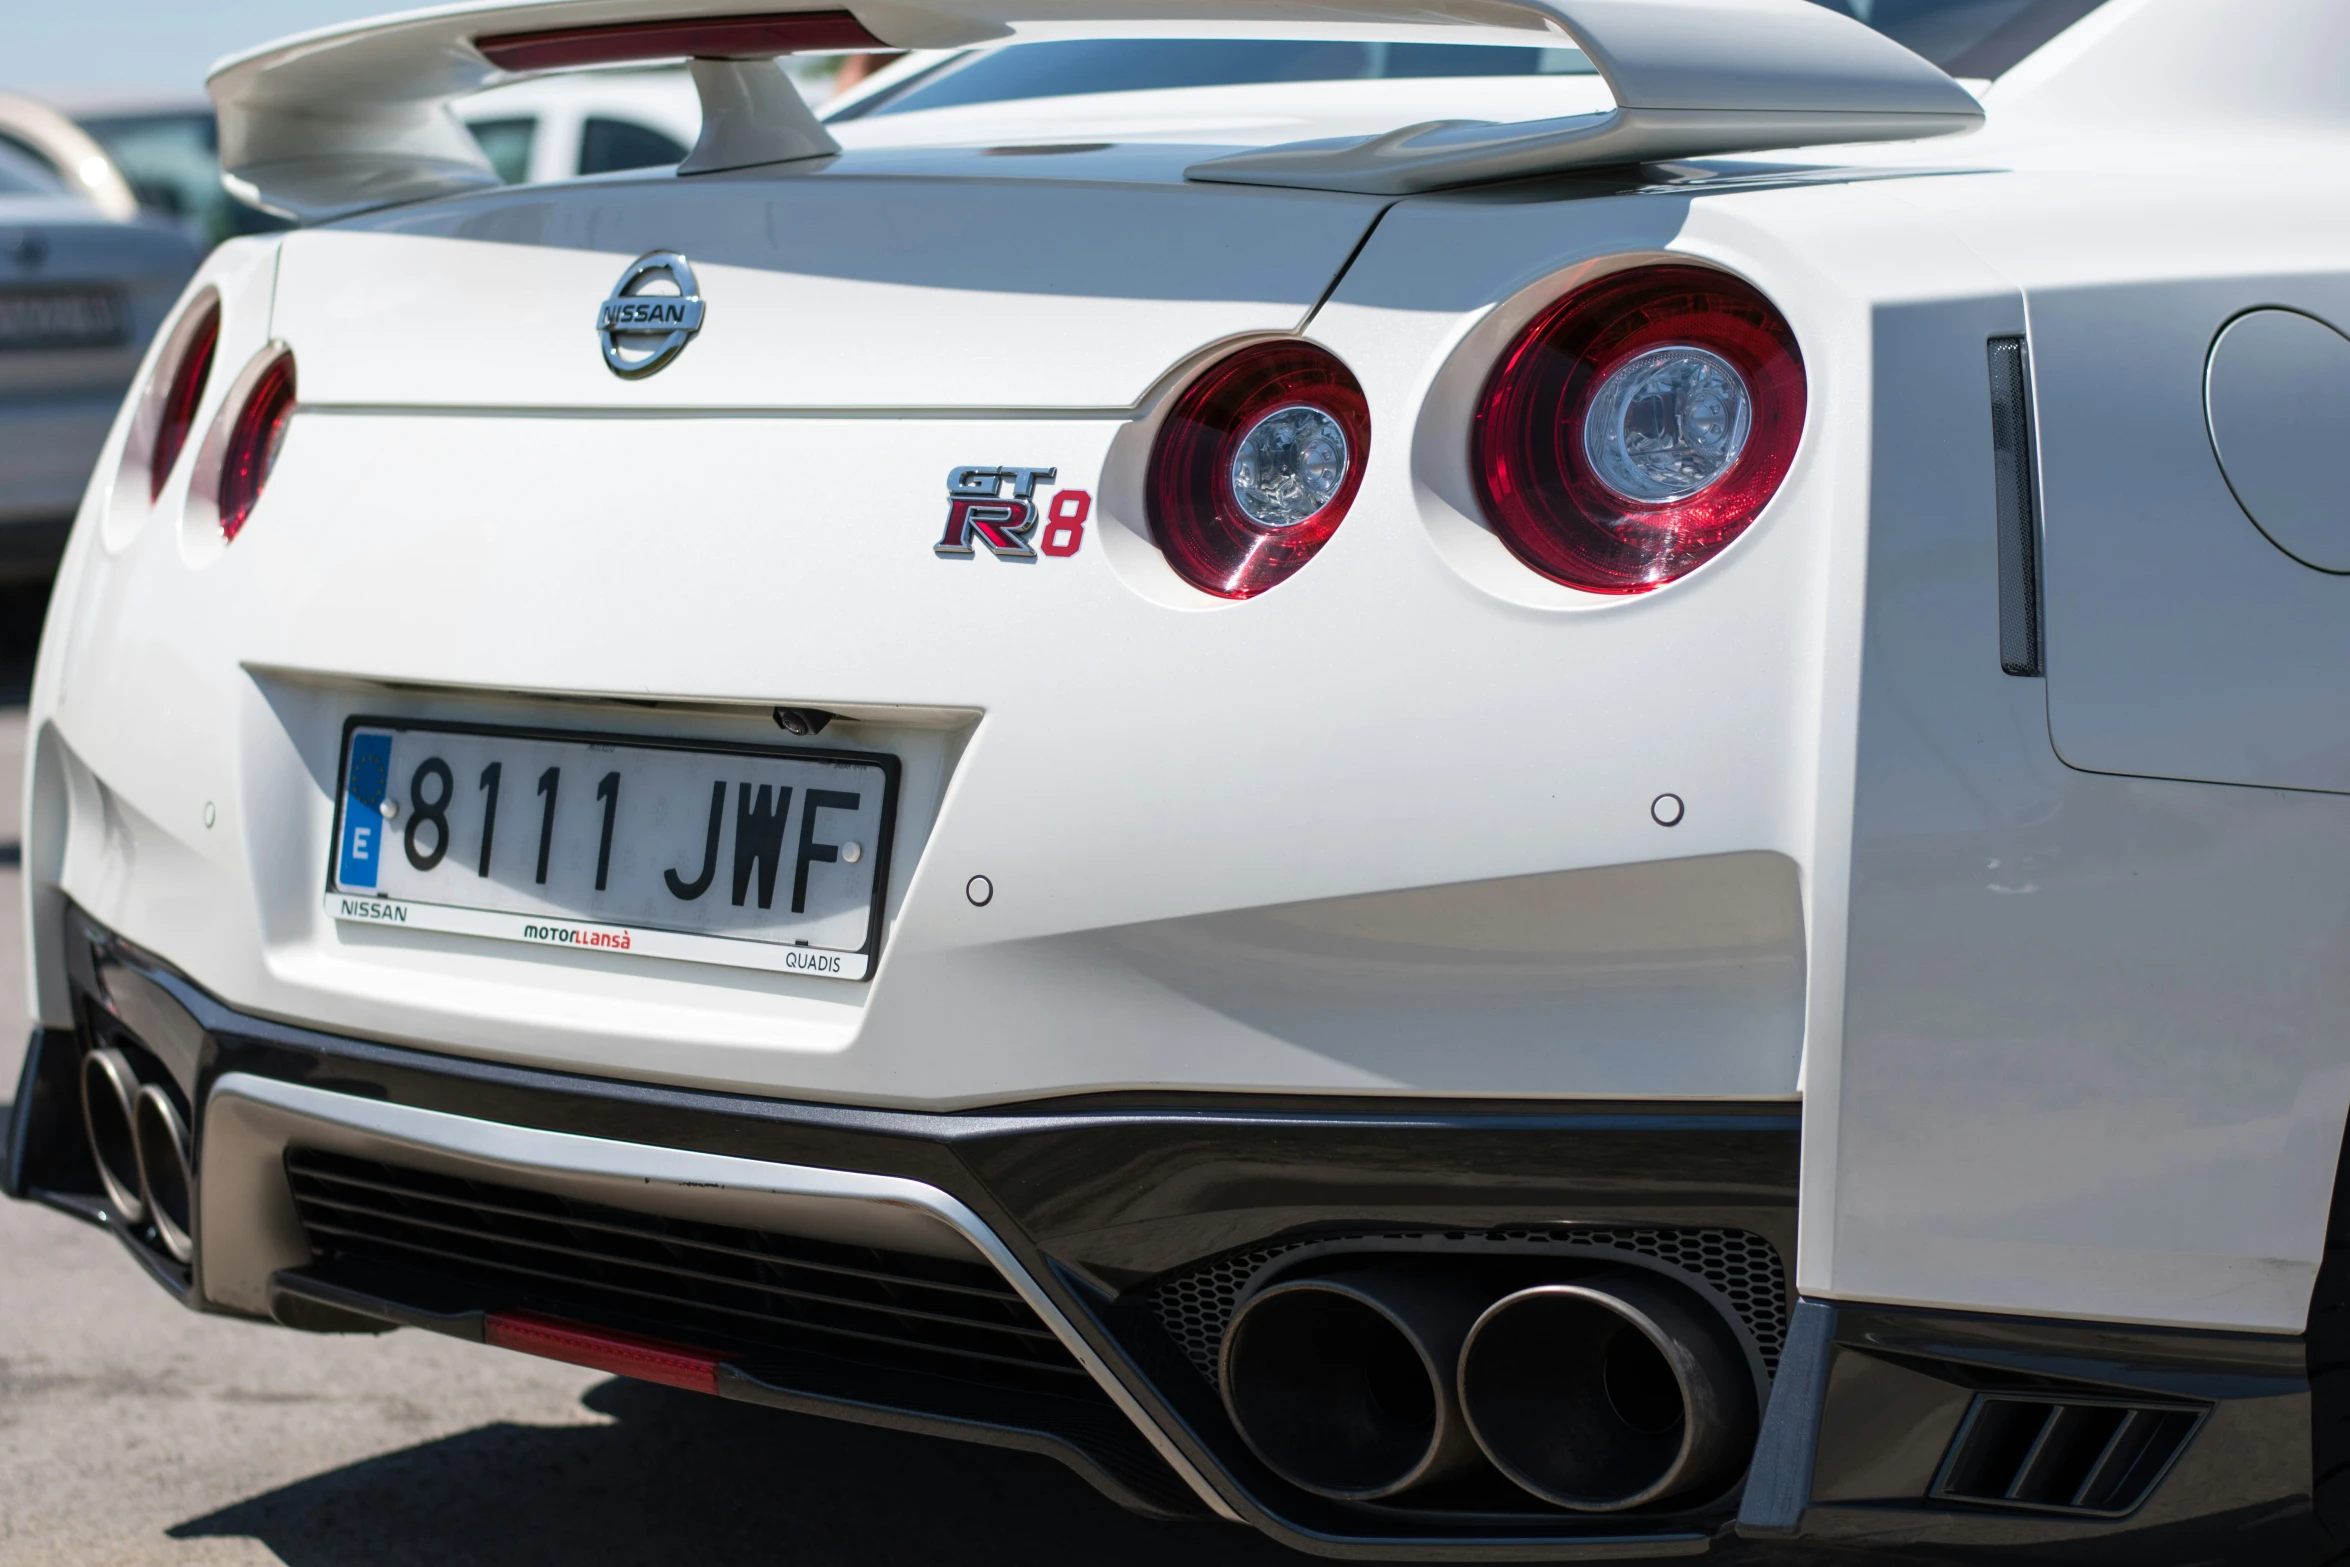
6, 908, 2320, 1563
208, 1070, 1211, 1520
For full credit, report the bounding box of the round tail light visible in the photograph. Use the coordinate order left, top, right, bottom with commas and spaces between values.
218, 353, 295, 542
1473, 266, 1805, 595
1146, 341, 1370, 599
149, 300, 219, 501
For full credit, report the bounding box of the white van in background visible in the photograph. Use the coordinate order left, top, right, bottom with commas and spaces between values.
455, 68, 702, 186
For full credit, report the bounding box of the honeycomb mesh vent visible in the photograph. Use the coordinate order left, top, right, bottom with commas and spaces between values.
1151, 1227, 1788, 1385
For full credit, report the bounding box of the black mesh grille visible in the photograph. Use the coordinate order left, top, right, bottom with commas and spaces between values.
1152, 1226, 1789, 1384
285, 1149, 1087, 1390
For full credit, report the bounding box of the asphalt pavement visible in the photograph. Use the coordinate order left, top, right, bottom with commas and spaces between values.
0, 594, 1299, 1564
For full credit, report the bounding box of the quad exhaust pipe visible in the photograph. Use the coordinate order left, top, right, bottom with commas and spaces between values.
1459, 1271, 1758, 1511
1221, 1263, 1759, 1511
1220, 1268, 1490, 1499
132, 1084, 197, 1263
79, 1047, 148, 1227
78, 1045, 196, 1263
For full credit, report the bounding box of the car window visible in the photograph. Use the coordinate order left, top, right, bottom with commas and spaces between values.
466, 117, 537, 185
0, 136, 67, 194
74, 110, 287, 248
837, 39, 1595, 120
579, 117, 688, 175
1801, 0, 2107, 76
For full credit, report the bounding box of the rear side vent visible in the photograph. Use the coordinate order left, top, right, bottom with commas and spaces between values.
1987, 335, 2044, 677
1933, 1394, 2202, 1517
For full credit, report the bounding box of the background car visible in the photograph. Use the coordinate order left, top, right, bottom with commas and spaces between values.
454, 68, 702, 185
0, 93, 141, 224
16, 94, 284, 250
8, 75, 718, 251
0, 138, 195, 582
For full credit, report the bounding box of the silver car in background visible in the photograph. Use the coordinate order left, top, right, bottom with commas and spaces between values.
0, 141, 195, 580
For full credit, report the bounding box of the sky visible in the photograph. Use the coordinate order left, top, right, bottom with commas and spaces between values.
15, 0, 389, 96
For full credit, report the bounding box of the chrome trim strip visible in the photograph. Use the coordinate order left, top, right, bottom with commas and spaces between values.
199, 1072, 1239, 1520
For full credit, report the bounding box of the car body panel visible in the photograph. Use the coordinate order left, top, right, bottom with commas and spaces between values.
284, 163, 1387, 410
1868, 169, 2350, 800
1818, 266, 2350, 1337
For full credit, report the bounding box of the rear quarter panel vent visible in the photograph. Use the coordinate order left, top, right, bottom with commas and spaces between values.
1931, 1393, 2203, 1516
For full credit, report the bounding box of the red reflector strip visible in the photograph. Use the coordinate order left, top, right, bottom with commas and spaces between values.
476, 10, 884, 71
483, 1310, 725, 1395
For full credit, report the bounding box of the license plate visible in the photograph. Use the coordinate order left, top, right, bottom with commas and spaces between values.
0, 288, 126, 350
326, 720, 898, 979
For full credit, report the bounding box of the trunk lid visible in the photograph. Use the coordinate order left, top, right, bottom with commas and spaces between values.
275, 150, 1389, 411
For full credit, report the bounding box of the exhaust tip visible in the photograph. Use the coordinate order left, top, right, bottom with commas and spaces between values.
133, 1084, 195, 1263
79, 1047, 147, 1228
1459, 1271, 1759, 1512
1220, 1271, 1481, 1500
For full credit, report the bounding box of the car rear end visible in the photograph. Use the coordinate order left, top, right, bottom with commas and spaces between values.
10, 1, 2349, 1561
0, 127, 1855, 1549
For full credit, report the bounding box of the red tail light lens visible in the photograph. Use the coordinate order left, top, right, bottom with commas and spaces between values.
150, 300, 219, 501
1473, 266, 1805, 595
218, 354, 295, 542
1146, 341, 1370, 600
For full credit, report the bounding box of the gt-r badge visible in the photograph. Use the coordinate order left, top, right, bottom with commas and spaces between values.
935, 466, 1091, 561
597, 251, 705, 379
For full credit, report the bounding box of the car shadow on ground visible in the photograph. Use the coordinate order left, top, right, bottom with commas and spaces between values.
169, 1377, 1303, 1567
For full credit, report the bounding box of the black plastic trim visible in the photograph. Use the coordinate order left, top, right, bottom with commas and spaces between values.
1927, 1391, 2206, 1516
1988, 334, 2044, 677
1735, 1298, 1833, 1536
267, 1264, 1199, 1520
271, 1265, 480, 1338
7, 1024, 84, 1202
1738, 1297, 2317, 1564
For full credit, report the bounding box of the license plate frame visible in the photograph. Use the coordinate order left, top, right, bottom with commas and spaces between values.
324, 715, 900, 980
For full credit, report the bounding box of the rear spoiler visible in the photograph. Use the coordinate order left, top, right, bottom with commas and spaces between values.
209, 0, 1982, 221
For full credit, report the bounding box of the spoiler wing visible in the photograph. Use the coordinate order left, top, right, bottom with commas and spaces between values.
210, 0, 1982, 221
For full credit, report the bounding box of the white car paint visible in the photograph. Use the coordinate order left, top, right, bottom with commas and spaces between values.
26, 0, 2350, 1375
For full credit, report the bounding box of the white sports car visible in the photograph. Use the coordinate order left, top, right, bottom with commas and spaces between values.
11, 0, 2350, 1560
